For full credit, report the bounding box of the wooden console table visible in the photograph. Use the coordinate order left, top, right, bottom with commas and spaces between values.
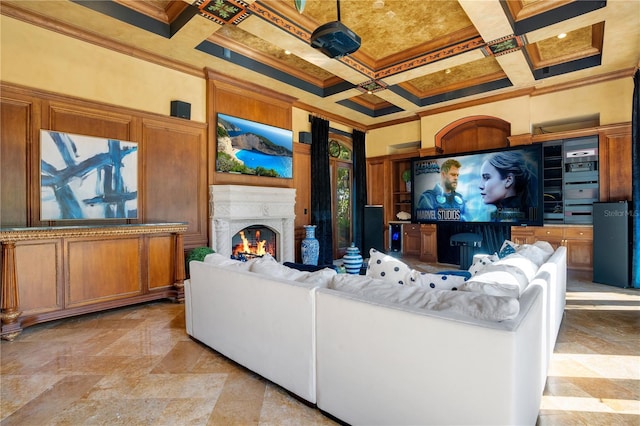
0, 223, 187, 340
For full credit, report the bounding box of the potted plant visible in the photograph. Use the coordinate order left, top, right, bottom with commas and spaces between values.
401, 169, 411, 192
186, 246, 215, 276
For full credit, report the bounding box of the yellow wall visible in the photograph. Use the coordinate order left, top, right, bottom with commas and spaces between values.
0, 15, 207, 122
367, 78, 633, 152
2, 14, 633, 153
366, 122, 421, 157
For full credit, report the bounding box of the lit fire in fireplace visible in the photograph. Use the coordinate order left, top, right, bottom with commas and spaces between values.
232, 227, 276, 259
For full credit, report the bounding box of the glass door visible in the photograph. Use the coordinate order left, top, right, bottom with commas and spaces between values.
329, 138, 352, 258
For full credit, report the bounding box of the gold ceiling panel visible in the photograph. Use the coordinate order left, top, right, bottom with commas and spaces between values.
527, 23, 603, 68
282, 0, 474, 61
403, 56, 505, 95
212, 24, 335, 81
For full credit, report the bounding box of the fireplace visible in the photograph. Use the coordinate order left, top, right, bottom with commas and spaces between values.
210, 185, 296, 262
231, 225, 277, 260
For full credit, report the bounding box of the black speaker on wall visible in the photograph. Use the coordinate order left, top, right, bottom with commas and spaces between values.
170, 100, 191, 119
299, 131, 312, 144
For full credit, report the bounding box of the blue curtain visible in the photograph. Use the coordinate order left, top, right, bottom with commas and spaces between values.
632, 69, 639, 287
310, 116, 334, 266
352, 129, 367, 251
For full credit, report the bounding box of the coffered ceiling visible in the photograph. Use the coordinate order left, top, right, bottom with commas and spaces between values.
3, 0, 639, 128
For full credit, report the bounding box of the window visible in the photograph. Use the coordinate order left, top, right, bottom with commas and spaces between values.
329, 137, 352, 257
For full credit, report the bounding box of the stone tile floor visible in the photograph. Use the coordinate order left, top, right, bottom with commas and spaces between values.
1, 267, 638, 425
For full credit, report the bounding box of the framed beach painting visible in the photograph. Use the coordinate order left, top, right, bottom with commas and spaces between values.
216, 113, 293, 179
40, 130, 138, 220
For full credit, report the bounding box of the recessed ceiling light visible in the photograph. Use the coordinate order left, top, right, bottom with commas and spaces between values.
557, 33, 567, 39
367, 90, 373, 94
284, 50, 291, 55
373, 0, 384, 9
386, 10, 396, 18
445, 68, 451, 74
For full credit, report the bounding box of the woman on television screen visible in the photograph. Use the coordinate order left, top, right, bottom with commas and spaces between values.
479, 151, 534, 222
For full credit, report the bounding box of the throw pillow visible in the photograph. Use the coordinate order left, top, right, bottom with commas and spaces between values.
406, 271, 468, 290
498, 240, 519, 258
458, 263, 530, 298
366, 248, 411, 285
468, 253, 499, 276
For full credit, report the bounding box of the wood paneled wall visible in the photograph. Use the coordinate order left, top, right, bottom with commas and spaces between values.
205, 69, 297, 188
0, 83, 208, 249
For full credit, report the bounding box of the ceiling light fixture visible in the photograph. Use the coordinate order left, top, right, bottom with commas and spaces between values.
373, 0, 384, 9
310, 0, 361, 59
557, 33, 567, 39
284, 50, 291, 55
386, 10, 396, 18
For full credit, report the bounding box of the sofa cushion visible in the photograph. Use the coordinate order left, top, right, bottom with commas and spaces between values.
249, 254, 336, 287
533, 240, 554, 256
329, 274, 519, 321
515, 243, 552, 267
493, 253, 539, 282
366, 248, 412, 285
459, 263, 530, 298
294, 268, 337, 287
202, 253, 254, 271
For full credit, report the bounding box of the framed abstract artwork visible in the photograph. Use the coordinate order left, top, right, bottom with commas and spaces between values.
40, 130, 138, 220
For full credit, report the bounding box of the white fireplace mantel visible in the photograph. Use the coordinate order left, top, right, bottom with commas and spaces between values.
210, 185, 296, 262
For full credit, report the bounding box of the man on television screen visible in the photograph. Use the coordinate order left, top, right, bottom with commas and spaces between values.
417, 159, 466, 221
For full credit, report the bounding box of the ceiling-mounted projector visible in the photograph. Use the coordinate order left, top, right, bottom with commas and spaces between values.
310, 20, 361, 59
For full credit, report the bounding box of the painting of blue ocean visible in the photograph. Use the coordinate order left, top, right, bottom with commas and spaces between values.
40, 130, 138, 220
216, 113, 293, 179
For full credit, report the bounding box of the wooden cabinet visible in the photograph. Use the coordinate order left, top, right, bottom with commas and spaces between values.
419, 224, 437, 262
0, 223, 186, 340
403, 223, 421, 256
511, 225, 593, 271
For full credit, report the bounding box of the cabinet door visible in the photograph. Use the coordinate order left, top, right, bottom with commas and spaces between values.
366, 158, 386, 206
419, 224, 437, 262
403, 223, 421, 256
564, 226, 593, 271
534, 227, 564, 250
510, 227, 535, 245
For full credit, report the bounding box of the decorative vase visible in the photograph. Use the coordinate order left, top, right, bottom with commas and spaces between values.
301, 225, 319, 265
343, 243, 363, 274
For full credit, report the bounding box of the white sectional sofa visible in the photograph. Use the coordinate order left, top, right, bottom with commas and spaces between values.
184, 242, 566, 425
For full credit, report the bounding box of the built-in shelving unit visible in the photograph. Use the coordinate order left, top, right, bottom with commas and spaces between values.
391, 157, 413, 221
543, 142, 564, 223
542, 136, 599, 224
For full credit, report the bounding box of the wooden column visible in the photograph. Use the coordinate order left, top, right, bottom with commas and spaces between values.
1, 241, 22, 340
173, 232, 185, 302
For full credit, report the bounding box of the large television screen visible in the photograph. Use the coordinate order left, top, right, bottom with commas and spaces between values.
411, 144, 543, 226
216, 113, 293, 179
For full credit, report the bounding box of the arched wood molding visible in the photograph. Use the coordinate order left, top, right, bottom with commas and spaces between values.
435, 116, 511, 154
